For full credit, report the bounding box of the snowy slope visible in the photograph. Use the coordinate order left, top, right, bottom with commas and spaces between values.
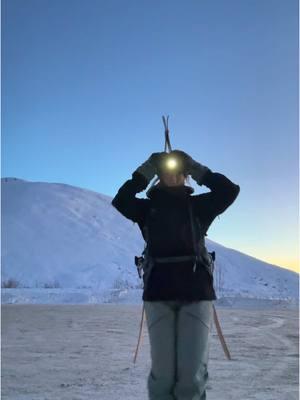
1, 177, 143, 291
205, 240, 298, 299
1, 177, 298, 300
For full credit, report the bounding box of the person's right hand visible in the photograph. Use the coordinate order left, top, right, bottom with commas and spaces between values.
134, 152, 167, 182
148, 152, 167, 173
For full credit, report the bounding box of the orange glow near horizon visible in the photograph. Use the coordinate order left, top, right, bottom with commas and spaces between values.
258, 256, 299, 274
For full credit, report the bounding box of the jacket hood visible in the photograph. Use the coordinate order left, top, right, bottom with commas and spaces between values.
146, 182, 194, 200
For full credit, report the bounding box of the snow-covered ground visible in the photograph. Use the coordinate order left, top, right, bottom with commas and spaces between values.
1, 288, 299, 310
2, 304, 299, 400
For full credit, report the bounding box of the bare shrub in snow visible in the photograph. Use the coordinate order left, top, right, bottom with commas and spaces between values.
112, 277, 125, 290
76, 285, 92, 289
112, 277, 134, 290
1, 278, 21, 288
43, 279, 61, 288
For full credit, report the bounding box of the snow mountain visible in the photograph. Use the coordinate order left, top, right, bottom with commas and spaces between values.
1, 177, 298, 300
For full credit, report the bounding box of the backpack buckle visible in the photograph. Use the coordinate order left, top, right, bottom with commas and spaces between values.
134, 256, 144, 278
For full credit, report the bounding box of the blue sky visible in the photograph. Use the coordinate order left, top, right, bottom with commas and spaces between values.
2, 0, 299, 272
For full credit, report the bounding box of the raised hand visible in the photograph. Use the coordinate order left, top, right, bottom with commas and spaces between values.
170, 149, 211, 185
135, 152, 167, 182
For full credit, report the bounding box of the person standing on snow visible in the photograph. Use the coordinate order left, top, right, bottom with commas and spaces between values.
111, 150, 240, 400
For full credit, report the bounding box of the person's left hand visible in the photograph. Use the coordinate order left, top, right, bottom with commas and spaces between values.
169, 149, 194, 174
171, 149, 211, 184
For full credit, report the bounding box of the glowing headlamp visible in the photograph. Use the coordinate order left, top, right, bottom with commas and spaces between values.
157, 153, 186, 176
165, 157, 178, 170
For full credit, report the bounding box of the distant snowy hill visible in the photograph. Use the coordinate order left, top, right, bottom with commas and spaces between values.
1, 177, 298, 301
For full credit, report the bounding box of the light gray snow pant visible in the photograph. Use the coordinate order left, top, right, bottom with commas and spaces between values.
144, 300, 213, 400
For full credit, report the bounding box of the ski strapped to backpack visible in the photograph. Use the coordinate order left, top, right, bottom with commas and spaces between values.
162, 115, 172, 152
145, 115, 172, 197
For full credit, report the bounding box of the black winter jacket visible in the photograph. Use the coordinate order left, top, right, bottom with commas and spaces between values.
111, 169, 240, 302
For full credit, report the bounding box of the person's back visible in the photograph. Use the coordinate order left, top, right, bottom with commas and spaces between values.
111, 150, 240, 400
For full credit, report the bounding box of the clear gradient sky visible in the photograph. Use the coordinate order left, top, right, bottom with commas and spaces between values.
2, 0, 299, 272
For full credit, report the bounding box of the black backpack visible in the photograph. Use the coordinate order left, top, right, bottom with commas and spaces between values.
135, 197, 216, 286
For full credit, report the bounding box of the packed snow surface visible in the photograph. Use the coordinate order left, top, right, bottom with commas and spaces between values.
2, 304, 298, 400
